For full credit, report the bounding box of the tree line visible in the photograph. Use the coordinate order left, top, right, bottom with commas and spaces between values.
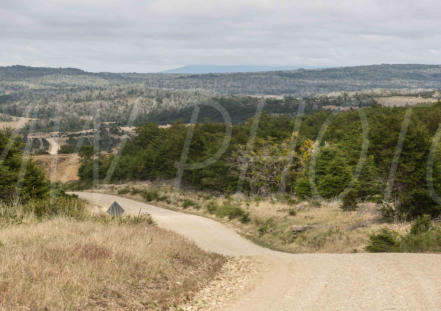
78, 104, 441, 220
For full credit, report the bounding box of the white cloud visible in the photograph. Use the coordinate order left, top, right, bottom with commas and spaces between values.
0, 0, 440, 72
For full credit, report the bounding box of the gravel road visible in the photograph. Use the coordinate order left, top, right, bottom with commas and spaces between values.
74, 192, 441, 311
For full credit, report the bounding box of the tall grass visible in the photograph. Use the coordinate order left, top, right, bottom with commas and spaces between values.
0, 195, 87, 226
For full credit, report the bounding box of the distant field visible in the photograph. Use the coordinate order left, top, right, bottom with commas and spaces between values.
0, 116, 31, 129
33, 154, 81, 183
376, 96, 438, 107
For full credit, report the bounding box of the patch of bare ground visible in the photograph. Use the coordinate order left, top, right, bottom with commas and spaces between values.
0, 116, 31, 129
176, 257, 264, 311
32, 153, 80, 182
0, 218, 225, 310
376, 96, 438, 107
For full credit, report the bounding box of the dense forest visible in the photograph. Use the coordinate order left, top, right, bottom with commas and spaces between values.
78, 104, 441, 221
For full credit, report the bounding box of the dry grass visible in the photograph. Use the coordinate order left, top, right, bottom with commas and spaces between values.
98, 183, 412, 253
0, 218, 225, 310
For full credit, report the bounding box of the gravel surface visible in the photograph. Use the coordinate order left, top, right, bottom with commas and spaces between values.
75, 192, 441, 311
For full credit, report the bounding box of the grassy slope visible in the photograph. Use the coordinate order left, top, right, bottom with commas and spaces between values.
0, 218, 225, 310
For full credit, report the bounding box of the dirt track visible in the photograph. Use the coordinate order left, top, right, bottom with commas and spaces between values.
75, 192, 441, 311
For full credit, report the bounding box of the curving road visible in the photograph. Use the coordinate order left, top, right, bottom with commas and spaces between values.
74, 192, 441, 311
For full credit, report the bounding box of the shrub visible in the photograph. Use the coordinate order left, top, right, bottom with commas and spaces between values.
341, 188, 358, 211
288, 208, 297, 216
240, 212, 251, 224
397, 189, 441, 220
379, 202, 398, 222
399, 227, 441, 252
141, 190, 160, 202
367, 221, 441, 253
182, 199, 197, 209
295, 178, 311, 200
256, 217, 276, 236
410, 215, 432, 235
118, 187, 130, 195
206, 202, 218, 214
205, 201, 247, 220
365, 228, 400, 252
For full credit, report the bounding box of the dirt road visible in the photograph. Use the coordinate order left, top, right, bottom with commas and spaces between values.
75, 192, 441, 311
46, 137, 60, 155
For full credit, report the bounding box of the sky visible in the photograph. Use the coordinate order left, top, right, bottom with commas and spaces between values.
1, 0, 441, 73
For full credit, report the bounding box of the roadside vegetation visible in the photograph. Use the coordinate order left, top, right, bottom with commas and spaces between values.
366, 215, 441, 253
0, 129, 226, 310
79, 104, 441, 222
74, 103, 441, 253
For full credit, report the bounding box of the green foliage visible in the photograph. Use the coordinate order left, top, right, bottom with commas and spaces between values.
410, 215, 432, 235
77, 105, 441, 220
397, 189, 441, 220
58, 144, 75, 154
182, 199, 199, 209
0, 129, 49, 203
141, 190, 160, 202
206, 201, 247, 221
314, 146, 352, 199
288, 208, 297, 216
367, 219, 441, 253
294, 178, 312, 200
256, 217, 276, 236
117, 187, 130, 195
341, 188, 359, 211
399, 227, 441, 252
365, 228, 400, 252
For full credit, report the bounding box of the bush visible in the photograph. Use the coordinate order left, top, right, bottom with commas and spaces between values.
256, 217, 276, 236
141, 190, 160, 202
410, 215, 432, 235
118, 187, 130, 195
206, 201, 247, 220
366, 221, 441, 253
295, 178, 311, 200
399, 227, 441, 252
379, 202, 398, 222
240, 212, 251, 224
341, 188, 358, 211
397, 189, 441, 220
365, 228, 400, 252
288, 208, 297, 216
206, 202, 218, 214
182, 199, 197, 209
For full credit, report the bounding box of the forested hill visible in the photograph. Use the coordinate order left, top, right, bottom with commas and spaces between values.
2, 64, 441, 96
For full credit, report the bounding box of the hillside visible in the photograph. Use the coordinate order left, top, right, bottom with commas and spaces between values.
2, 64, 441, 96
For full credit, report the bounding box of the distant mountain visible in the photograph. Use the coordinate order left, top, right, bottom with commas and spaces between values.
161, 65, 315, 74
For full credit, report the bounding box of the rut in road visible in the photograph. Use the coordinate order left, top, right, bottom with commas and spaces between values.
75, 192, 441, 311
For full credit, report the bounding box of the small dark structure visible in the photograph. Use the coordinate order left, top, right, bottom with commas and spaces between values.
107, 201, 125, 216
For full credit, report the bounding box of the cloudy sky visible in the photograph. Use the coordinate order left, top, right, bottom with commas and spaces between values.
1, 0, 441, 72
